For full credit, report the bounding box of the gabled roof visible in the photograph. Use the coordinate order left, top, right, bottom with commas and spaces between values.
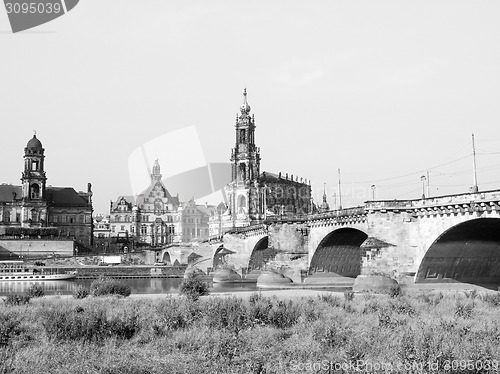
111, 196, 135, 210
46, 187, 91, 207
0, 185, 22, 203
136, 180, 179, 208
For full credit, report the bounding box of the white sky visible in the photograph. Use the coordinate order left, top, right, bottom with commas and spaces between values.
1, 1, 500, 214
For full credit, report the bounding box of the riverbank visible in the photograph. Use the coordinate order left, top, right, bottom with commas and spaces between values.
1, 286, 500, 374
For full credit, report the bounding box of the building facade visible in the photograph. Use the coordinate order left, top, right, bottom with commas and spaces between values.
179, 199, 213, 242
109, 159, 180, 246
209, 89, 312, 235
93, 215, 111, 239
0, 134, 94, 246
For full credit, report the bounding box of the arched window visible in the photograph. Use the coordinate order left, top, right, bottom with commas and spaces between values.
238, 163, 246, 181
237, 195, 246, 214
30, 184, 40, 199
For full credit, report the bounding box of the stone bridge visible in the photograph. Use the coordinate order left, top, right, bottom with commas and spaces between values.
213, 189, 500, 284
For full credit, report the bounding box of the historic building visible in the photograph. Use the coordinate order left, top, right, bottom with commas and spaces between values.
109, 159, 180, 246
0, 134, 94, 246
209, 89, 312, 234
178, 199, 213, 242
109, 159, 216, 246
93, 215, 111, 239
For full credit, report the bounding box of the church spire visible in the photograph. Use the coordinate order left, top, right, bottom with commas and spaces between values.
319, 183, 330, 212
240, 87, 251, 115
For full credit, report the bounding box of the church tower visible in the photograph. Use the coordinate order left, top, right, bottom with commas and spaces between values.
226, 89, 262, 226
231, 88, 261, 183
21, 133, 47, 201
20, 133, 48, 226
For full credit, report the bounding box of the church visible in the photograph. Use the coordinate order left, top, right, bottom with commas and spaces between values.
0, 134, 94, 246
209, 89, 313, 235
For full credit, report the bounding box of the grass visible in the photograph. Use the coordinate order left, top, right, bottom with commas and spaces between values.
0, 290, 499, 373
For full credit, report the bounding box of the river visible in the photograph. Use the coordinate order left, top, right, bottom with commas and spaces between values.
0, 278, 260, 296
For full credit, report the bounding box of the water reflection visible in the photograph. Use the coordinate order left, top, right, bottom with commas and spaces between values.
0, 278, 259, 296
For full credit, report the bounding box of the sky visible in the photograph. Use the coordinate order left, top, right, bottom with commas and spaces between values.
1, 1, 500, 215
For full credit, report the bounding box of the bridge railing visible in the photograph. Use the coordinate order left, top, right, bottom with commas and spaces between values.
365, 189, 500, 211
310, 206, 366, 219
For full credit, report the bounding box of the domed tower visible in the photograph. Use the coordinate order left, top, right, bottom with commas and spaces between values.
20, 132, 48, 227
21, 133, 47, 201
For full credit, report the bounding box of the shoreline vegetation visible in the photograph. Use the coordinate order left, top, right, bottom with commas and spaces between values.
1, 277, 500, 373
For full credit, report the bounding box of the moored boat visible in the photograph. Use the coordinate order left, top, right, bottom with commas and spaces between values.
0, 261, 77, 281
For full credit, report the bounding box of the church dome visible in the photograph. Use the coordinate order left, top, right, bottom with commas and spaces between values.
26, 134, 43, 150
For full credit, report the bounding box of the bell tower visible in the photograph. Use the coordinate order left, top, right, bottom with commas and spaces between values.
21, 132, 47, 201
225, 89, 262, 227
231, 88, 261, 183
20, 132, 48, 227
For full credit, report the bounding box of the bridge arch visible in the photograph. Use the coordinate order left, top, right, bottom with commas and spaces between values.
416, 218, 500, 285
248, 236, 277, 270
161, 252, 171, 265
309, 228, 368, 277
213, 245, 225, 269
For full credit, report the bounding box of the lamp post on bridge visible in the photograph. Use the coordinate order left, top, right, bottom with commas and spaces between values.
371, 185, 376, 201
421, 175, 426, 199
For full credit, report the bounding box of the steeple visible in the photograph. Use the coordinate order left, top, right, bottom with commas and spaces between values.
319, 183, 330, 212
151, 159, 162, 182
231, 89, 260, 183
240, 88, 251, 115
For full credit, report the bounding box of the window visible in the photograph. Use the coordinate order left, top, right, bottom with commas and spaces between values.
61, 215, 67, 223
31, 160, 39, 171
120, 225, 125, 231
111, 226, 115, 232
16, 213, 20, 223
30, 183, 40, 199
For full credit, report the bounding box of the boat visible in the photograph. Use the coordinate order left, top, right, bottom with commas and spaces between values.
0, 261, 77, 281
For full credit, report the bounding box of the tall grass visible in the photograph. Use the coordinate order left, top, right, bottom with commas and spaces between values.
0, 290, 499, 373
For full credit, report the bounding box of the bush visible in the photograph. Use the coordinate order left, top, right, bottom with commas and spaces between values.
344, 290, 355, 302
0, 312, 22, 346
26, 284, 45, 298
3, 294, 30, 306
389, 284, 402, 298
202, 297, 247, 332
73, 285, 89, 299
90, 276, 131, 297
455, 300, 475, 319
317, 293, 342, 307
42, 306, 109, 342
180, 272, 209, 301
481, 292, 500, 306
